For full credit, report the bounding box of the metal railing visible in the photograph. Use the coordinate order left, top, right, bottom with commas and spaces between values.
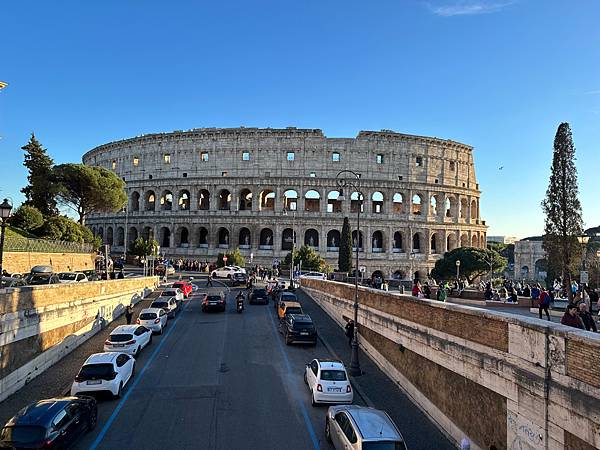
4, 236, 95, 254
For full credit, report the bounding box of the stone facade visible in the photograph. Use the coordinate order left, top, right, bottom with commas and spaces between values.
83, 127, 488, 278
514, 239, 546, 281
3, 252, 96, 274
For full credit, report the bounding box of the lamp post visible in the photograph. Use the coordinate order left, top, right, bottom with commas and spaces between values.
0, 198, 14, 278
455, 259, 461, 281
577, 235, 590, 285
336, 169, 363, 376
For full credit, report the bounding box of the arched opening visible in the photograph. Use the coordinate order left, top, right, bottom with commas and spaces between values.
471, 234, 478, 247
412, 233, 421, 252
128, 227, 138, 247
259, 189, 275, 211
430, 232, 439, 254
392, 269, 405, 280
239, 189, 252, 211
521, 265, 530, 279
352, 230, 363, 251
145, 191, 156, 211
218, 227, 230, 248
142, 226, 153, 241
392, 193, 403, 214
259, 228, 274, 248
393, 231, 403, 252
131, 191, 140, 211
350, 192, 363, 213
239, 228, 251, 248
218, 189, 232, 210
327, 190, 342, 213
178, 190, 190, 211
447, 233, 457, 251
283, 190, 298, 211
534, 259, 548, 280
106, 227, 114, 245
372, 192, 384, 214
372, 230, 384, 252
97, 227, 104, 241
281, 228, 295, 251
198, 227, 208, 247
160, 227, 171, 248
304, 190, 321, 212
327, 230, 341, 250
430, 195, 438, 216
445, 196, 457, 218
304, 229, 319, 248
460, 234, 469, 247
471, 199, 478, 220
116, 227, 125, 247
160, 191, 173, 211
198, 189, 210, 210
412, 194, 423, 215
177, 227, 189, 247
460, 198, 468, 219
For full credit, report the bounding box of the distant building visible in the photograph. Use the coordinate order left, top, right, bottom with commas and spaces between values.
487, 236, 517, 245
514, 237, 546, 281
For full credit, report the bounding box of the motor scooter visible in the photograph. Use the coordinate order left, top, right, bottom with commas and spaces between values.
236, 295, 244, 313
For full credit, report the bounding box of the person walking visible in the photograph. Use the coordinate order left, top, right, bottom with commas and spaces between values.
538, 288, 551, 321
206, 273, 213, 287
578, 303, 597, 332
345, 319, 355, 346
560, 304, 584, 329
125, 304, 134, 325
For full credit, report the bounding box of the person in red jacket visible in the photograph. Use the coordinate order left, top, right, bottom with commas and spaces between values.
560, 304, 584, 329
538, 288, 551, 321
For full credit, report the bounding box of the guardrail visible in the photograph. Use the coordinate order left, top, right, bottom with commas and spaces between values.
4, 236, 95, 254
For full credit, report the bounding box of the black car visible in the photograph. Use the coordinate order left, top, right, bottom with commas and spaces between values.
281, 314, 317, 346
231, 272, 248, 286
249, 288, 269, 305
0, 397, 97, 449
201, 293, 226, 312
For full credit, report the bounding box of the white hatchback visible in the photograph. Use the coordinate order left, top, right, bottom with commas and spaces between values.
305, 359, 353, 406
71, 352, 135, 398
104, 325, 152, 356
137, 307, 168, 334
160, 288, 184, 302
211, 266, 242, 278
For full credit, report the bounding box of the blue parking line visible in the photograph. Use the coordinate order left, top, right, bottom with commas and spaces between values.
89, 299, 193, 450
266, 309, 321, 450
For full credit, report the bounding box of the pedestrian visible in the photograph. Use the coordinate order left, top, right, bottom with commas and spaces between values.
207, 273, 213, 287
460, 438, 471, 450
345, 319, 355, 346
538, 288, 551, 321
578, 303, 597, 332
560, 304, 584, 329
125, 304, 134, 324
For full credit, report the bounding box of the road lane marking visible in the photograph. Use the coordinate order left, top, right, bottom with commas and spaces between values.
266, 309, 321, 450
88, 298, 194, 450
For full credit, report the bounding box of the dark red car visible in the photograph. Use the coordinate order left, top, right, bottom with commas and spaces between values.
172, 282, 193, 298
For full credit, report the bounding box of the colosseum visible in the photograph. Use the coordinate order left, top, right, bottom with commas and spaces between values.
83, 127, 487, 280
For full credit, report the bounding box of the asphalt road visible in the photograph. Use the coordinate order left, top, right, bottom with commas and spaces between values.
66, 277, 452, 450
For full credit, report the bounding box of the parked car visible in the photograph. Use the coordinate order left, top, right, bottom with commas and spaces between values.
172, 281, 193, 298
231, 272, 248, 286
0, 276, 27, 289
229, 265, 247, 274
103, 325, 152, 356
211, 266, 242, 279
58, 272, 88, 283
249, 288, 269, 305
325, 405, 407, 450
300, 271, 327, 280
202, 293, 226, 312
155, 264, 175, 276
25, 265, 60, 286
71, 352, 134, 398
277, 301, 303, 320
136, 307, 168, 334
151, 297, 179, 319
0, 397, 97, 449
280, 314, 317, 346
305, 359, 353, 406
82, 270, 100, 281
160, 288, 184, 303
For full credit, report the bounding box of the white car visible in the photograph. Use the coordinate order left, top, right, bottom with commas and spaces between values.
211, 266, 243, 279
104, 325, 152, 356
137, 307, 168, 334
151, 297, 178, 319
160, 288, 184, 302
230, 265, 247, 274
71, 352, 135, 398
305, 359, 353, 406
300, 272, 327, 280
58, 272, 88, 283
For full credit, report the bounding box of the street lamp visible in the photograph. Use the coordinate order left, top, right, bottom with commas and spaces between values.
336, 169, 363, 376
577, 235, 591, 285
455, 259, 461, 280
0, 198, 14, 278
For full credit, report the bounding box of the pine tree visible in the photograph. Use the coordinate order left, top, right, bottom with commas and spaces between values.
21, 133, 57, 216
541, 122, 584, 300
339, 216, 353, 272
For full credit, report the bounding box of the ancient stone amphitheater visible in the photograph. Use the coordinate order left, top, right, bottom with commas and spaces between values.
83, 127, 487, 279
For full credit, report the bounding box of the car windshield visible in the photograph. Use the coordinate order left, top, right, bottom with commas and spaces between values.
139, 312, 157, 320
363, 441, 406, 450
58, 273, 77, 281
27, 275, 50, 285
286, 307, 303, 315
281, 294, 296, 301
254, 289, 267, 296
109, 333, 133, 342
79, 363, 114, 379
320, 370, 347, 381
207, 295, 222, 302
0, 426, 47, 444
151, 302, 168, 309
161, 290, 176, 296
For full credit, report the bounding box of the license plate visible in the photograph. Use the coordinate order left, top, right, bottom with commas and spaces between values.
209, 302, 217, 305
87, 380, 102, 385
328, 387, 342, 392
113, 344, 124, 348
300, 332, 309, 335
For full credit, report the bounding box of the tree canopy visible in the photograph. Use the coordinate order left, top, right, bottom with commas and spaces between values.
130, 238, 159, 257
431, 247, 507, 284
38, 216, 100, 246
52, 163, 127, 225
9, 205, 44, 233
217, 248, 246, 268
338, 217, 352, 272
21, 133, 57, 216
284, 245, 326, 272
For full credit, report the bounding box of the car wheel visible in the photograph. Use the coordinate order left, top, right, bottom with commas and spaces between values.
311, 392, 318, 407
87, 407, 98, 431
115, 382, 123, 399
325, 418, 331, 443
135, 345, 141, 356
158, 326, 163, 335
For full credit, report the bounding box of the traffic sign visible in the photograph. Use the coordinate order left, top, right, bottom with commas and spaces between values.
223, 255, 228, 263
359, 265, 366, 273
580, 271, 589, 284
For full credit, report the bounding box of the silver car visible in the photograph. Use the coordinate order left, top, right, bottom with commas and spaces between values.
326, 405, 407, 450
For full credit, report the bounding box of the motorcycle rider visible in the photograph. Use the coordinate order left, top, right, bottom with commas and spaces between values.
236, 291, 244, 311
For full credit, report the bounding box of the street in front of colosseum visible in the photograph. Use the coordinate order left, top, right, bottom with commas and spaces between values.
1, 2, 599, 450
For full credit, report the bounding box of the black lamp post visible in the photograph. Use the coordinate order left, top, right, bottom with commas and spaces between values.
0, 198, 14, 279
336, 170, 363, 376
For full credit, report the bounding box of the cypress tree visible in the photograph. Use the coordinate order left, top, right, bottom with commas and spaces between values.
339, 216, 353, 272
21, 133, 57, 216
541, 122, 584, 300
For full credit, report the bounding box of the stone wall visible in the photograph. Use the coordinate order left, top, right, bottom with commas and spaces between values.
0, 276, 158, 402
3, 251, 97, 274
302, 279, 600, 450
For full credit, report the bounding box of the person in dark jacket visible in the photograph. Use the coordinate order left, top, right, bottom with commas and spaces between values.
578, 303, 597, 332
345, 319, 355, 346
560, 304, 584, 329
125, 304, 134, 324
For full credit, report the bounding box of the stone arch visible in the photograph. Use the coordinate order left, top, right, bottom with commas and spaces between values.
198, 189, 210, 210
218, 189, 232, 210
176, 226, 190, 247
160, 227, 171, 248
534, 259, 548, 280
393, 231, 404, 252
392, 193, 404, 214
412, 232, 422, 252
471, 234, 478, 247
116, 227, 125, 247
304, 229, 319, 248
239, 227, 251, 247
160, 190, 173, 211
414, 270, 427, 282
283, 189, 298, 211
130, 191, 140, 211
259, 189, 275, 211
371, 191, 384, 214
178, 190, 191, 211
128, 227, 138, 246
239, 188, 252, 211
259, 228, 274, 247
327, 190, 342, 213
327, 229, 340, 248
142, 226, 153, 241
372, 230, 384, 252
392, 269, 406, 280
447, 233, 457, 251
460, 233, 469, 247
471, 199, 478, 220
521, 265, 530, 278
430, 195, 439, 216
106, 227, 114, 245
460, 197, 468, 219
350, 192, 364, 213
145, 191, 156, 211
352, 230, 363, 250
445, 196, 457, 218
98, 227, 104, 241
430, 232, 440, 254
412, 194, 423, 215
198, 227, 208, 247
217, 227, 230, 247
282, 228, 295, 250
304, 190, 321, 212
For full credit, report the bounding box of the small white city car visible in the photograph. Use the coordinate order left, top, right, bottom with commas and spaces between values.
71, 352, 135, 398
151, 297, 178, 318
58, 272, 88, 283
211, 266, 242, 279
104, 325, 152, 356
305, 359, 353, 406
160, 288, 184, 303
137, 307, 168, 334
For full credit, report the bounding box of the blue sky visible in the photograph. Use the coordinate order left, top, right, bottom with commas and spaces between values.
1, 0, 598, 238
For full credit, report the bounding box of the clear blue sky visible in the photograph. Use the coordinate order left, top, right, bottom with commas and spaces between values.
1, 0, 599, 238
